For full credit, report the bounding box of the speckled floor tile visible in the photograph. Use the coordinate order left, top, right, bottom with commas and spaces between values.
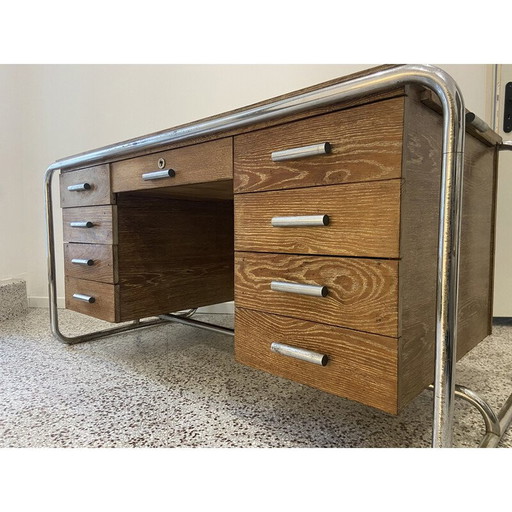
0, 308, 510, 448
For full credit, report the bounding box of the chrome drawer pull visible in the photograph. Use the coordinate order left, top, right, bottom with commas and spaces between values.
271, 280, 328, 297
271, 215, 329, 227
67, 183, 91, 191
271, 342, 328, 367
271, 142, 332, 162
71, 258, 94, 266
69, 221, 94, 228
142, 169, 176, 181
72, 293, 95, 304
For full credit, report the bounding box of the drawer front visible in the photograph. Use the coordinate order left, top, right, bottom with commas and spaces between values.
111, 138, 233, 193
64, 243, 117, 284
60, 164, 113, 207
62, 205, 117, 244
235, 252, 398, 337
234, 98, 404, 193
235, 308, 398, 414
65, 277, 119, 323
235, 181, 400, 258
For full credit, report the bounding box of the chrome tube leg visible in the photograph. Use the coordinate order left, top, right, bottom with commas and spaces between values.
433, 149, 465, 447
428, 384, 501, 446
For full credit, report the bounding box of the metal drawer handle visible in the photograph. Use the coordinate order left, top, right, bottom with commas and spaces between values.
67, 183, 91, 191
71, 258, 94, 266
271, 142, 332, 162
142, 169, 176, 181
69, 221, 94, 228
271, 214, 329, 227
72, 293, 95, 303
271, 342, 328, 367
271, 280, 328, 297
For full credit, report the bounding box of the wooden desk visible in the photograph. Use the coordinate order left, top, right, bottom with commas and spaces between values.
55, 66, 499, 416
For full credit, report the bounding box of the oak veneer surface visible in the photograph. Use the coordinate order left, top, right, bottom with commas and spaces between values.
234, 97, 404, 193
60, 164, 113, 208
65, 277, 119, 323
235, 308, 399, 414
62, 205, 117, 245
64, 243, 117, 284
111, 138, 233, 193
115, 194, 234, 321
397, 87, 497, 409
235, 252, 398, 337
234, 180, 401, 258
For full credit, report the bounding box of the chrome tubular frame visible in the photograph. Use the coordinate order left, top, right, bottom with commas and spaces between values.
44, 64, 512, 448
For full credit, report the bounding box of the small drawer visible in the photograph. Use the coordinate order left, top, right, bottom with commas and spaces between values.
60, 164, 113, 207
234, 180, 400, 258
234, 98, 404, 193
65, 277, 119, 322
62, 205, 117, 244
64, 243, 118, 284
111, 138, 233, 193
235, 308, 399, 414
235, 252, 398, 337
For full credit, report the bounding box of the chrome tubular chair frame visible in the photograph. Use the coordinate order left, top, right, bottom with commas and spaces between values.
44, 64, 512, 448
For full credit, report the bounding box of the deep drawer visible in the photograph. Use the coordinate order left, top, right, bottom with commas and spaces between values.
62, 205, 117, 244
234, 180, 401, 258
111, 138, 233, 193
234, 97, 404, 193
60, 164, 113, 207
65, 277, 119, 323
64, 243, 117, 284
235, 252, 399, 337
235, 308, 399, 414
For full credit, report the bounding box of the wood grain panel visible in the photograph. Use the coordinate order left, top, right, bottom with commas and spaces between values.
65, 277, 119, 322
397, 86, 497, 410
62, 205, 117, 244
234, 97, 404, 193
111, 138, 232, 193
235, 308, 399, 414
235, 252, 398, 336
235, 181, 401, 258
64, 243, 117, 284
116, 194, 234, 321
60, 164, 113, 207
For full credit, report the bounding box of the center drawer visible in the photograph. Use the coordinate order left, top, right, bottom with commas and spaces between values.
111, 137, 233, 193
235, 252, 399, 336
234, 180, 401, 258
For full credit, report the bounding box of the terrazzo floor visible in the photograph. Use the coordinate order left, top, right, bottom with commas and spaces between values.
0, 308, 511, 448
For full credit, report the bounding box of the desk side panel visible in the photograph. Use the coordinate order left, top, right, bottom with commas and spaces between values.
398, 88, 497, 410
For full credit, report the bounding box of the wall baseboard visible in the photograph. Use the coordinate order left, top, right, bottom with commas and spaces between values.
28, 297, 234, 314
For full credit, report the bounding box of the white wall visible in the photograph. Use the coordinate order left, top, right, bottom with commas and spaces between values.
0, 64, 495, 309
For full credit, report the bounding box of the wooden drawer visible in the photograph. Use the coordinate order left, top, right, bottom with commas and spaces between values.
65, 277, 119, 323
111, 138, 233, 193
60, 164, 113, 207
64, 243, 117, 284
235, 252, 398, 337
234, 98, 404, 193
235, 181, 400, 258
235, 308, 399, 414
62, 205, 117, 244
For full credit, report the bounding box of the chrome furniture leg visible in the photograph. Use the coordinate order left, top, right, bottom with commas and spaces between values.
46, 64, 511, 447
